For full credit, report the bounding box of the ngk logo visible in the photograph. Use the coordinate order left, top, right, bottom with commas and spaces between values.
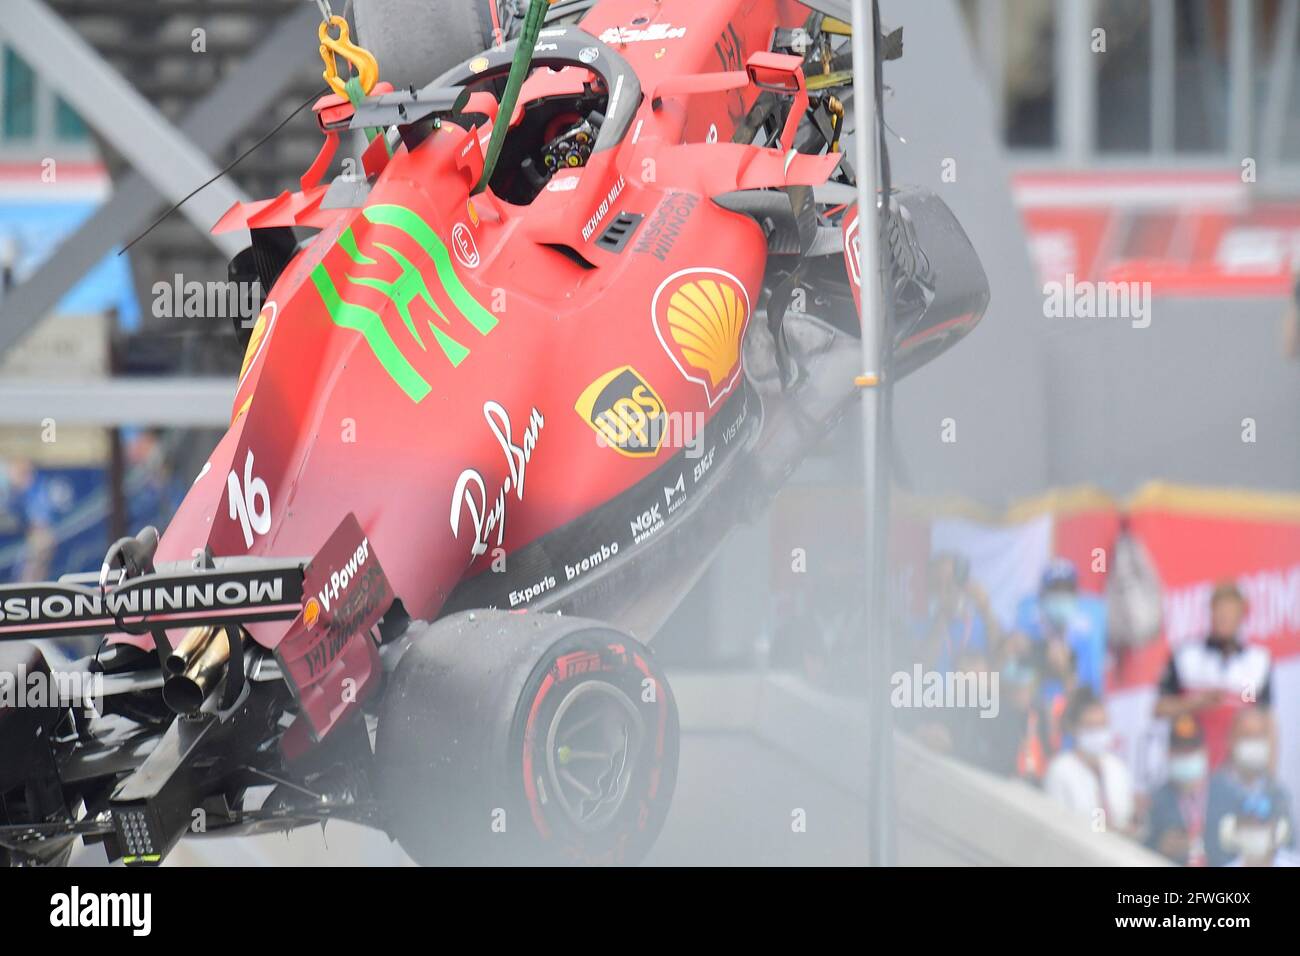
630, 504, 661, 534
630, 503, 664, 544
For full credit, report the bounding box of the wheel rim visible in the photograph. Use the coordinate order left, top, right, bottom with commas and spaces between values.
544, 681, 644, 833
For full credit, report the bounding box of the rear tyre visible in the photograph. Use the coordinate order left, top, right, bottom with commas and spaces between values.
377, 610, 679, 865
353, 0, 498, 91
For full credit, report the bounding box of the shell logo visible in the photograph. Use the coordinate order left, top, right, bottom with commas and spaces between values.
232, 301, 276, 424
651, 268, 751, 407
303, 597, 321, 629
238, 301, 276, 384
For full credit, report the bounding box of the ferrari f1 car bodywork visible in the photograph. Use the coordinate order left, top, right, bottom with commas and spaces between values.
0, 0, 987, 866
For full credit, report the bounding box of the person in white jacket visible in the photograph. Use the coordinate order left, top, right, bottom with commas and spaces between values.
1044, 688, 1136, 835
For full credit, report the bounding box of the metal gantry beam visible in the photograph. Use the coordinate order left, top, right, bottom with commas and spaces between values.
0, 379, 234, 426
0, 0, 248, 257
0, 5, 317, 355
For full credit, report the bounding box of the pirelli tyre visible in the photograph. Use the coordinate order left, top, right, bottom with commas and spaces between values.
353, 0, 500, 91
377, 610, 679, 865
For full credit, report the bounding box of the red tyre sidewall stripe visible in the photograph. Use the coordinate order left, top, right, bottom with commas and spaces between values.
522, 671, 556, 840
521, 641, 671, 848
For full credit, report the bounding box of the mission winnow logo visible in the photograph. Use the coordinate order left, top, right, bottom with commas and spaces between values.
0, 569, 296, 638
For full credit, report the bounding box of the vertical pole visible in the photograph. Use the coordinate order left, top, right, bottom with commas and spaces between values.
0, 42, 8, 144
108, 326, 127, 543
1228, 0, 1254, 160
851, 0, 896, 867
1151, 0, 1175, 154
976, 0, 1006, 139
1260, 0, 1298, 168
1057, 0, 1095, 164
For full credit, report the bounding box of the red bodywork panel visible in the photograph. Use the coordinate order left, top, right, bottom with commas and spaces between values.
275, 514, 391, 751
120, 1, 836, 685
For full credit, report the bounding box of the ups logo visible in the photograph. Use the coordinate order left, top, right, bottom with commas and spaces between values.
575, 366, 668, 458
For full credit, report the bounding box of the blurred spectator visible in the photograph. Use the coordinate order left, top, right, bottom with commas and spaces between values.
1044, 687, 1136, 834
1204, 706, 1293, 866
1030, 629, 1075, 750
1146, 715, 1210, 866
0, 459, 56, 581
1014, 558, 1107, 696
0, 234, 17, 297
1155, 581, 1271, 767
916, 552, 1000, 672
998, 642, 1053, 782
939, 649, 1025, 775
1223, 792, 1299, 868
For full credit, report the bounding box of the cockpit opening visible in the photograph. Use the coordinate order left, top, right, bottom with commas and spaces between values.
468, 68, 609, 205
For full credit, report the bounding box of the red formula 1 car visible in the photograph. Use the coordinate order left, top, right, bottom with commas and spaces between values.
0, 0, 987, 865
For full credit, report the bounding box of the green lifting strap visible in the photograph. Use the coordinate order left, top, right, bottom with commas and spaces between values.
345, 74, 392, 156
474, 0, 550, 194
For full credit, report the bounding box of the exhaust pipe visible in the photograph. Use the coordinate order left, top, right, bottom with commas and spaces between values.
163, 627, 231, 715
165, 625, 218, 676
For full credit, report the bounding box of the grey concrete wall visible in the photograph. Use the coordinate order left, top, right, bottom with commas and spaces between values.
1042, 298, 1300, 495
876, 0, 1300, 503
880, 0, 1051, 506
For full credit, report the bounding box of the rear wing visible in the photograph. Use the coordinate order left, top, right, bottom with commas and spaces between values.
0, 557, 305, 642
0, 513, 395, 748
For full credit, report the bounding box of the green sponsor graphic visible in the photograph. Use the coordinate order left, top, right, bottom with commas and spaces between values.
310, 204, 498, 402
